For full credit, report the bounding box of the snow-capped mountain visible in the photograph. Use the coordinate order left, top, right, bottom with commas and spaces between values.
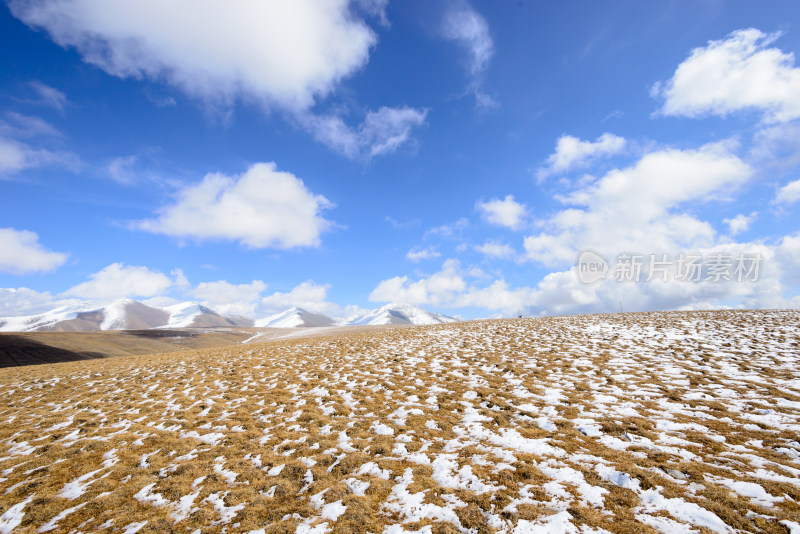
0, 302, 99, 332
0, 300, 456, 332
99, 298, 170, 330
347, 302, 457, 326
0, 299, 251, 332
160, 302, 253, 329
0, 298, 170, 332
255, 307, 335, 328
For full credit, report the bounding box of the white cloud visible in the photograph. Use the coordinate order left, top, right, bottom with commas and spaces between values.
476, 195, 527, 230
369, 238, 800, 317
724, 213, 756, 235
10, 0, 378, 113
524, 142, 752, 267
302, 106, 428, 159
0, 228, 68, 275
370, 259, 466, 306
0, 136, 79, 175
192, 279, 267, 317
136, 162, 333, 249
775, 177, 800, 204
11, 2, 429, 156
442, 4, 496, 108
369, 259, 531, 314
406, 246, 440, 262
0, 287, 77, 316
537, 133, 626, 180
63, 263, 176, 299
653, 28, 800, 123
260, 280, 338, 316
475, 241, 515, 259
526, 240, 800, 315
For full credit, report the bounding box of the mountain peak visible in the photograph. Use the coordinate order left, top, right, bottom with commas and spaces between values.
347, 303, 456, 326
255, 307, 335, 328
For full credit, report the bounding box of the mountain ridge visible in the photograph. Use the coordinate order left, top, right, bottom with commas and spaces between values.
0, 300, 456, 332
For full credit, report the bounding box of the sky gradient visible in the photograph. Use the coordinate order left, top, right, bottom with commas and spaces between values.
1, 0, 799, 320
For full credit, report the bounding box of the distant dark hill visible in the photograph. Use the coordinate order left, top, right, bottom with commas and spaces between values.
0, 329, 255, 368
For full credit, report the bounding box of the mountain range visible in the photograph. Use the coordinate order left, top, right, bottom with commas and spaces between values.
0, 299, 457, 332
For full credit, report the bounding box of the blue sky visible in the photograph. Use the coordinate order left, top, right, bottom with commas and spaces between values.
1, 0, 799, 320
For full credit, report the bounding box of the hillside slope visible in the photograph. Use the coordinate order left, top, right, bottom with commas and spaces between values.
0, 310, 798, 532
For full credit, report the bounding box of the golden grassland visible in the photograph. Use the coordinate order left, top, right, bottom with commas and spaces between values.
0, 310, 798, 533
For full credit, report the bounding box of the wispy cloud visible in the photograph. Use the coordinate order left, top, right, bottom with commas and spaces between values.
300, 106, 428, 160
441, 3, 497, 109
406, 246, 441, 262
24, 81, 68, 111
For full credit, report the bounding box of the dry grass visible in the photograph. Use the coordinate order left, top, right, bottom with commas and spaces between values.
0, 310, 798, 533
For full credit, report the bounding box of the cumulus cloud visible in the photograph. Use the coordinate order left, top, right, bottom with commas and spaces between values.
136, 162, 333, 249
63, 263, 176, 299
653, 28, 800, 123
370, 237, 800, 317
775, 177, 800, 204
370, 259, 466, 306
192, 279, 267, 317
10, 0, 378, 112
526, 240, 799, 316
10, 1, 428, 156
476, 195, 528, 230
302, 106, 428, 159
536, 133, 626, 181
524, 142, 752, 267
441, 3, 496, 109
369, 259, 532, 314
406, 246, 440, 262
0, 228, 68, 275
724, 213, 756, 236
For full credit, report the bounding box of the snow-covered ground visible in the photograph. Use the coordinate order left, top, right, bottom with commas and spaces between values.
0, 309, 798, 533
